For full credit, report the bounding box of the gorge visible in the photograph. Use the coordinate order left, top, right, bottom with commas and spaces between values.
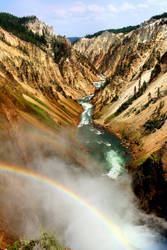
0, 11, 167, 250
78, 79, 131, 179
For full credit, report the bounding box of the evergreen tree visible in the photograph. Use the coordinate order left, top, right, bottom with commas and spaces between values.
148, 92, 152, 101
157, 87, 161, 99
134, 86, 137, 97
138, 78, 141, 92
143, 81, 147, 91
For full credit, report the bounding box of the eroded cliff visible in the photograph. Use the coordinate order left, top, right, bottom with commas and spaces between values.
0, 15, 101, 245
75, 15, 167, 219
0, 14, 100, 168
90, 17, 167, 157
74, 17, 167, 78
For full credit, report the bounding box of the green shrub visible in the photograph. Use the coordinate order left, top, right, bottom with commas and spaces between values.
7, 232, 64, 250
112, 95, 119, 102
15, 94, 59, 128
144, 101, 166, 133
150, 63, 161, 82
144, 113, 166, 133
115, 80, 149, 116
104, 79, 149, 123
122, 129, 128, 140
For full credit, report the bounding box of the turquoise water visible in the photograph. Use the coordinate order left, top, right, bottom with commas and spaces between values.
78, 81, 131, 179
77, 81, 167, 249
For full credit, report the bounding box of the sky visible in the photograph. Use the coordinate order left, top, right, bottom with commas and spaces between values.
1, 0, 167, 37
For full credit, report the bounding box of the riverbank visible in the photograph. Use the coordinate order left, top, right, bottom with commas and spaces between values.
77, 81, 132, 179
93, 120, 138, 160
93, 115, 167, 220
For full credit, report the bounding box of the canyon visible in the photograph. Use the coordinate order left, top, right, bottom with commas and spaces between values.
74, 14, 167, 220
0, 14, 101, 167
0, 15, 100, 247
0, 12, 167, 249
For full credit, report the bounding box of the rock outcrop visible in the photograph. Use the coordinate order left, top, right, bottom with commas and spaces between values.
90, 17, 167, 157
0, 15, 100, 167
24, 16, 55, 38
21, 16, 99, 96
74, 15, 167, 219
0, 16, 100, 244
131, 148, 167, 219
74, 17, 167, 77
74, 31, 123, 74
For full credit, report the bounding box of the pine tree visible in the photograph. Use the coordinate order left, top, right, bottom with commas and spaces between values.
148, 92, 152, 101
134, 86, 137, 97
138, 78, 141, 92
143, 81, 147, 91
157, 87, 160, 99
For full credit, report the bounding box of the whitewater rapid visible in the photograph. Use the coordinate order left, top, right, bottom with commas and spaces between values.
76, 80, 167, 249
78, 80, 131, 179
1, 79, 166, 250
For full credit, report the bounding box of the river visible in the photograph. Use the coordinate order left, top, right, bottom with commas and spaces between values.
77, 80, 167, 250
78, 80, 131, 179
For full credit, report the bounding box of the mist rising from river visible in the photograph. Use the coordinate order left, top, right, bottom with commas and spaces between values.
1, 154, 167, 250
0, 80, 166, 249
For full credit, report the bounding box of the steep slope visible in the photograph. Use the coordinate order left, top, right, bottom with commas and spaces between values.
74, 16, 167, 78
92, 51, 167, 217
0, 13, 101, 131
80, 15, 167, 219
0, 15, 100, 246
0, 25, 81, 122
0, 13, 99, 99
0, 24, 86, 165
74, 31, 123, 74
91, 16, 167, 155
0, 12, 102, 163
23, 14, 99, 97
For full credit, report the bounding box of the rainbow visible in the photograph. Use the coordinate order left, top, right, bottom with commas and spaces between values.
0, 163, 133, 250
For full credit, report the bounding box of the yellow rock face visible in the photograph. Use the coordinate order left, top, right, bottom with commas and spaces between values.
75, 18, 167, 159
0, 25, 100, 170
